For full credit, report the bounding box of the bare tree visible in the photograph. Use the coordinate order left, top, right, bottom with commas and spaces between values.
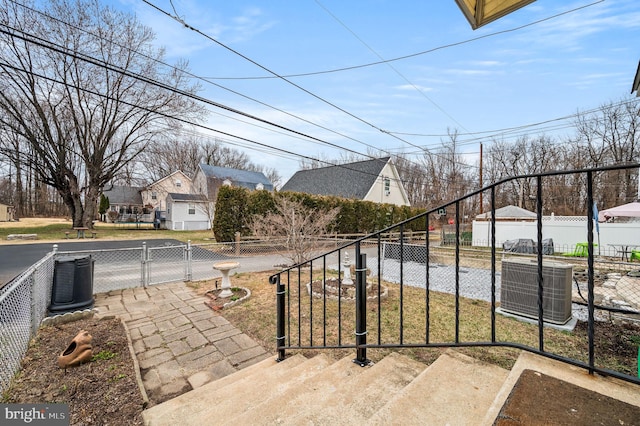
0, 0, 203, 227
139, 133, 204, 182
248, 196, 338, 265
574, 98, 640, 208
391, 153, 430, 208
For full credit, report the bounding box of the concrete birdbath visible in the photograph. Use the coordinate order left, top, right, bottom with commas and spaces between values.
213, 261, 240, 298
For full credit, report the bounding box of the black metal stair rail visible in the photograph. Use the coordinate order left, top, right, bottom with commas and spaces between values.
269, 163, 640, 386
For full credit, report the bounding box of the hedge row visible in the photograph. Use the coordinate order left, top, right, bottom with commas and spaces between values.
212, 186, 426, 242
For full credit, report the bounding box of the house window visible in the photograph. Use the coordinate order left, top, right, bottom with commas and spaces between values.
384, 177, 391, 196
151, 192, 157, 200
188, 204, 196, 215
175, 179, 182, 187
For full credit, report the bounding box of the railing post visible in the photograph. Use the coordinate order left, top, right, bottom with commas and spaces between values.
586, 171, 595, 374
185, 240, 193, 281
235, 232, 241, 256
354, 244, 370, 366
141, 242, 148, 288
536, 175, 544, 352
272, 274, 286, 361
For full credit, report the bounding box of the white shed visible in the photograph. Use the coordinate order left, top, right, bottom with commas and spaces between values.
165, 193, 211, 231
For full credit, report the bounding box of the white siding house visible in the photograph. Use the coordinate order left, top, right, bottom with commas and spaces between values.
165, 193, 211, 231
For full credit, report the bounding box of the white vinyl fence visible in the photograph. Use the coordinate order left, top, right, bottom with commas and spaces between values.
472, 216, 640, 255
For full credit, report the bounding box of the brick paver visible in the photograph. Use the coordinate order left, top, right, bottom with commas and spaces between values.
93, 281, 270, 406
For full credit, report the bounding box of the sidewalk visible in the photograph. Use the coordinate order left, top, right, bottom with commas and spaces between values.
94, 281, 271, 406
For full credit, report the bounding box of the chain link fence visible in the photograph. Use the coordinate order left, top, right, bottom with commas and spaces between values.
0, 238, 299, 393
0, 253, 55, 393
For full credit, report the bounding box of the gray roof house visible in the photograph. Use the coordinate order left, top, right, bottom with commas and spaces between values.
193, 164, 274, 200
101, 185, 143, 211
281, 157, 410, 206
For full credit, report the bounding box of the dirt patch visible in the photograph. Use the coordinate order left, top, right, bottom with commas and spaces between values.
494, 369, 640, 425
3, 316, 145, 425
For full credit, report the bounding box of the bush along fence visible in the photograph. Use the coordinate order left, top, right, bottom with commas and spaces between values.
212, 185, 426, 242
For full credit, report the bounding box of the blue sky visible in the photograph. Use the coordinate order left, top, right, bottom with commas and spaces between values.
116, 0, 640, 181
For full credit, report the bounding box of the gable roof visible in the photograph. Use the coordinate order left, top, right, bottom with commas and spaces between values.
281, 157, 391, 199
475, 205, 537, 220
147, 170, 192, 188
102, 185, 143, 205
167, 193, 208, 203
199, 164, 273, 191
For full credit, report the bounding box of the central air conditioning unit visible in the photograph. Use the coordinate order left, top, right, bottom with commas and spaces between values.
500, 258, 573, 324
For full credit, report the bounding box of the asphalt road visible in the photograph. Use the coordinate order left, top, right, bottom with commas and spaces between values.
0, 239, 183, 286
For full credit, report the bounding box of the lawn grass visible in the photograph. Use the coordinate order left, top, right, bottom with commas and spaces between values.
189, 270, 639, 377
0, 221, 215, 243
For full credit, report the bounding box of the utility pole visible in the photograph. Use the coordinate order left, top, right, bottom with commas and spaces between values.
479, 143, 483, 214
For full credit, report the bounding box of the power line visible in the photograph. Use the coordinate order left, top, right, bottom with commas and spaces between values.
314, 0, 469, 132
3, 0, 392, 161
140, 0, 427, 153
0, 58, 408, 186
0, 22, 381, 163
9, 0, 464, 176
200, 1, 605, 80
9, 0, 612, 174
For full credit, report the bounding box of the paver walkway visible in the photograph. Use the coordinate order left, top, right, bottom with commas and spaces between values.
93, 281, 271, 405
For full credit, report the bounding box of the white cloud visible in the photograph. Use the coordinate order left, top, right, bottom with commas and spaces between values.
394, 84, 433, 92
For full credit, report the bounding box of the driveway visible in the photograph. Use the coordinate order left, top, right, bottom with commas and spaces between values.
0, 239, 183, 286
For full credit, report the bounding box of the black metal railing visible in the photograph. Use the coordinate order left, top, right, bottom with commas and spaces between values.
270, 164, 640, 385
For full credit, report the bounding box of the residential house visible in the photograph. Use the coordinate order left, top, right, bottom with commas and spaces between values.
101, 185, 144, 222
141, 170, 193, 212
193, 164, 274, 200
165, 193, 211, 231
281, 157, 410, 206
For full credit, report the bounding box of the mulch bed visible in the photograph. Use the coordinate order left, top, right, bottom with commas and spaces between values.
3, 316, 145, 425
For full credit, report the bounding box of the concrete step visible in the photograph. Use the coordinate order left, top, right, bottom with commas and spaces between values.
367, 349, 510, 426
229, 354, 367, 425
184, 353, 333, 424
289, 352, 428, 425
143, 353, 307, 425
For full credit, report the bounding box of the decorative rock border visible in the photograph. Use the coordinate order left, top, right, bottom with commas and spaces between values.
204, 287, 251, 309
306, 278, 388, 301
41, 308, 97, 327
